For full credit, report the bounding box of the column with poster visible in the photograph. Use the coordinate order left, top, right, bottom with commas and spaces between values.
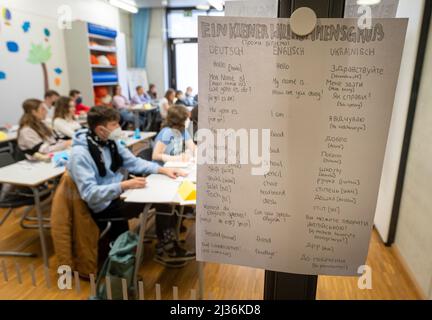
196, 17, 407, 276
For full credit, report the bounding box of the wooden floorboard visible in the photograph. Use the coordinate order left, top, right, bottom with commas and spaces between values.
0, 208, 423, 300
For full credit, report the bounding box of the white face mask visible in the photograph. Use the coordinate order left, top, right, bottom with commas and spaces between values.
108, 127, 123, 141
185, 118, 191, 129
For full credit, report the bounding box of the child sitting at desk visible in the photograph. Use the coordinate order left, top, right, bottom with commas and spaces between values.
68, 106, 195, 267
41, 90, 60, 123
17, 99, 71, 159
152, 105, 196, 165
131, 85, 151, 105
159, 89, 176, 120
53, 96, 82, 139
70, 89, 91, 115
113, 85, 145, 129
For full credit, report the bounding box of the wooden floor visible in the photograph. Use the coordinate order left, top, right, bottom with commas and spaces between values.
0, 207, 423, 300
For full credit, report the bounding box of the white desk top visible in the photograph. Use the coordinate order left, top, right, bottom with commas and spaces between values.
0, 126, 18, 143
122, 131, 156, 148
130, 104, 158, 112
0, 159, 65, 187
0, 131, 17, 143
123, 163, 196, 205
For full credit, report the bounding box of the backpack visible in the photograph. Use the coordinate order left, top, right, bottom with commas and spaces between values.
90, 231, 140, 300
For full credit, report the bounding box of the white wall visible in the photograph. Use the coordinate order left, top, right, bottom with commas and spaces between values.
119, 11, 134, 68
146, 8, 168, 97
395, 17, 432, 300
0, 0, 124, 124
374, 0, 426, 243
0, 0, 121, 29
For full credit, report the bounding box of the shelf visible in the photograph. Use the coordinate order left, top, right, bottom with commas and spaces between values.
93, 82, 119, 87
88, 33, 116, 41
91, 65, 116, 69
89, 46, 117, 53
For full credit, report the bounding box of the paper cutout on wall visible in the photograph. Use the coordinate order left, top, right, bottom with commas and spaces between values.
54, 68, 62, 74
27, 43, 52, 93
0, 71, 6, 80
22, 21, 30, 33
2, 8, 12, 26
44, 28, 50, 42
6, 41, 19, 52
54, 77, 61, 86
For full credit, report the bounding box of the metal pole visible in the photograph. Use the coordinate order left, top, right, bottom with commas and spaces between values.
264, 0, 345, 300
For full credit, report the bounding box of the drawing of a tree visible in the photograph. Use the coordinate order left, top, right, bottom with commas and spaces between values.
27, 43, 52, 92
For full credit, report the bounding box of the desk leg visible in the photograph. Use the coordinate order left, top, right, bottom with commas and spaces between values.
8, 142, 13, 155
134, 111, 140, 130
176, 206, 184, 238
146, 111, 154, 131
133, 203, 152, 295
32, 187, 49, 268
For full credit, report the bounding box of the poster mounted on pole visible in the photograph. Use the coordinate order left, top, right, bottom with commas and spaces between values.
196, 17, 408, 275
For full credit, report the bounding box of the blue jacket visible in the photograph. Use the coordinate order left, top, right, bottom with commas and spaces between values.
68, 129, 160, 213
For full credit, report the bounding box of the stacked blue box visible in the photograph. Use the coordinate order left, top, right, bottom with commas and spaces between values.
92, 72, 118, 83
88, 23, 117, 39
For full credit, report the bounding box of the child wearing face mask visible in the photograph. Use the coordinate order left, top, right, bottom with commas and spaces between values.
42, 90, 60, 125
152, 105, 196, 166
68, 106, 194, 267
70, 89, 91, 115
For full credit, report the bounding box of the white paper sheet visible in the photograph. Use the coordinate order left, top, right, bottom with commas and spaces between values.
197, 17, 408, 275
124, 175, 181, 203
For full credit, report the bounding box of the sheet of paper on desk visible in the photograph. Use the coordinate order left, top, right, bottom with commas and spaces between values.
165, 161, 190, 168
124, 178, 180, 203
176, 168, 197, 183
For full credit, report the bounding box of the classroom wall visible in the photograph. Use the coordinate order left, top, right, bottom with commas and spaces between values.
146, 8, 168, 97
373, 0, 426, 243
119, 11, 134, 68
0, 0, 124, 124
395, 17, 432, 300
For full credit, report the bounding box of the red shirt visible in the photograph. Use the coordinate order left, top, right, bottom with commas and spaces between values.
75, 103, 91, 115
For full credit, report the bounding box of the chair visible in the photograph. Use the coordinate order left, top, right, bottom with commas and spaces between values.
137, 147, 154, 162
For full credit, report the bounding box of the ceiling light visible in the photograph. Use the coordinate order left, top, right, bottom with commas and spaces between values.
109, 0, 138, 14
208, 0, 224, 11
196, 4, 211, 10
356, 0, 381, 5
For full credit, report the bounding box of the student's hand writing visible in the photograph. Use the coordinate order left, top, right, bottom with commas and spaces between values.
121, 177, 147, 191
159, 167, 187, 179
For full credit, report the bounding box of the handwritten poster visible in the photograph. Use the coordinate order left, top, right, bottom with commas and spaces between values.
196, 17, 408, 275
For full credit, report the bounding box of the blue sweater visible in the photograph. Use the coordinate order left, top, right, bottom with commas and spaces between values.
68, 129, 160, 213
